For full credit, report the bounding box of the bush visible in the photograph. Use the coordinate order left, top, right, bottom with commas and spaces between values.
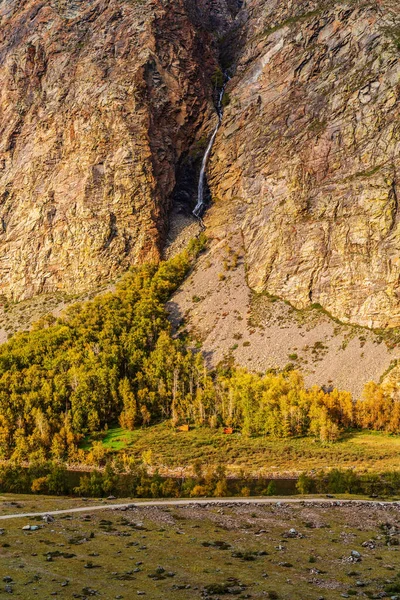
266, 481, 277, 496
31, 476, 48, 493
190, 485, 207, 497
296, 473, 314, 494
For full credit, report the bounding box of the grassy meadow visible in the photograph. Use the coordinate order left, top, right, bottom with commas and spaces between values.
85, 425, 400, 476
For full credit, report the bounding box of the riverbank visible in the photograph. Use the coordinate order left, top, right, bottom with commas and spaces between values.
2, 461, 400, 500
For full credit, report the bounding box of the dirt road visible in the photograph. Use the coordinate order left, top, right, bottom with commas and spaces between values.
1, 496, 398, 520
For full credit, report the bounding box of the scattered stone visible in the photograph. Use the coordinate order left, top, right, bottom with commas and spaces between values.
202, 540, 231, 550
84, 562, 101, 569
22, 525, 39, 531
203, 581, 247, 596
283, 528, 303, 539
231, 550, 257, 561
82, 588, 99, 596
43, 514, 55, 524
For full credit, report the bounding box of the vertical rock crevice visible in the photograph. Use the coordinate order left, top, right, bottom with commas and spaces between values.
166, 0, 246, 232
0, 0, 239, 301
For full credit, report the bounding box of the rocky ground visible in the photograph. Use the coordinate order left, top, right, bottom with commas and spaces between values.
1, 496, 400, 599
167, 207, 400, 398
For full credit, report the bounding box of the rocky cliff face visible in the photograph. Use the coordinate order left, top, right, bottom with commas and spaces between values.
209, 0, 400, 329
2, 0, 400, 334
0, 0, 235, 300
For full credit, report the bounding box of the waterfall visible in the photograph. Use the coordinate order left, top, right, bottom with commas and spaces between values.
193, 77, 229, 219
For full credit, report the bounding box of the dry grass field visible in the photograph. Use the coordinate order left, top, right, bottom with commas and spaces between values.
87, 425, 400, 477
1, 496, 400, 599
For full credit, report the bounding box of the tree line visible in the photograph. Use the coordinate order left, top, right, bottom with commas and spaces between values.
1, 461, 400, 499
0, 235, 398, 463
296, 468, 400, 498
0, 460, 279, 498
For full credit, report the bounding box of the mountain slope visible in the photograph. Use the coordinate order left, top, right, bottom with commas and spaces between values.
0, 0, 233, 300
167, 0, 400, 396
209, 0, 400, 329
1, 0, 400, 396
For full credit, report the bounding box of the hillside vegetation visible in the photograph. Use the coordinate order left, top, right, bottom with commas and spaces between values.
0, 241, 398, 465
84, 426, 400, 476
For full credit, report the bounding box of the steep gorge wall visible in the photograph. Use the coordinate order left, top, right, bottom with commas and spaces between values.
2, 0, 400, 333
209, 0, 400, 329
0, 0, 233, 300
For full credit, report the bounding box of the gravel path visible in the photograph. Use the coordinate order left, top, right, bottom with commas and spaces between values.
1, 497, 398, 520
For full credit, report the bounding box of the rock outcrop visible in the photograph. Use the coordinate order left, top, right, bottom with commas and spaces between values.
0, 0, 235, 300
2, 0, 400, 334
209, 0, 400, 329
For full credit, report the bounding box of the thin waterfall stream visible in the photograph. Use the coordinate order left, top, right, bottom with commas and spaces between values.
193, 75, 230, 219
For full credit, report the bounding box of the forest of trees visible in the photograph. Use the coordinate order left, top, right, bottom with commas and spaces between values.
0, 236, 398, 464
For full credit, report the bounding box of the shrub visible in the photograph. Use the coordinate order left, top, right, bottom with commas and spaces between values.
296, 473, 314, 494
266, 481, 277, 496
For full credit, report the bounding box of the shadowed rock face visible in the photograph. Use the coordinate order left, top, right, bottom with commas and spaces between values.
0, 0, 232, 300
209, 0, 400, 328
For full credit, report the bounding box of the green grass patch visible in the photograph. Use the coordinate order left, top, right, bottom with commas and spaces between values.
83, 424, 400, 475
